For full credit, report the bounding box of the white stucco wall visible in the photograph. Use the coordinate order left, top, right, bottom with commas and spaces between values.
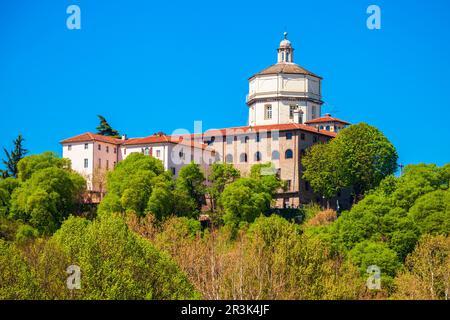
63, 142, 94, 182
247, 72, 322, 126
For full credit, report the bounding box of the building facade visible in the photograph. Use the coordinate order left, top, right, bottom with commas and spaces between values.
61, 34, 350, 208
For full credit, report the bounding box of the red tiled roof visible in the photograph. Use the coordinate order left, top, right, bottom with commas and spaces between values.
124, 135, 210, 150
250, 63, 322, 80
60, 132, 122, 144
304, 115, 350, 125
61, 123, 336, 149
174, 123, 337, 139
123, 135, 171, 145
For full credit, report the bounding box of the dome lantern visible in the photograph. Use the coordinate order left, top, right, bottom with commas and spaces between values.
277, 32, 294, 63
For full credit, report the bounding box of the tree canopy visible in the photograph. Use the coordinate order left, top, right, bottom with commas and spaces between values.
96, 115, 120, 137
302, 123, 398, 201
9, 167, 85, 234
98, 153, 166, 216
1, 134, 27, 178
221, 163, 284, 229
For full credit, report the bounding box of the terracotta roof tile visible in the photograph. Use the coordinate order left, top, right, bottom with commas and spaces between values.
174, 123, 337, 139
60, 133, 122, 144
123, 135, 209, 150
61, 122, 337, 150
250, 63, 322, 79
304, 115, 350, 125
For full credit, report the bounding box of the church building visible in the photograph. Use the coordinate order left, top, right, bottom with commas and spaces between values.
61, 33, 350, 208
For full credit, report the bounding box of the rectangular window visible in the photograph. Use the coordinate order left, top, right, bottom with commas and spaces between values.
313, 136, 318, 143
98, 158, 101, 169
170, 167, 176, 175
300, 133, 305, 140
289, 105, 295, 119
305, 181, 310, 191
98, 144, 101, 151
264, 104, 272, 120
286, 132, 293, 140
106, 160, 109, 170
156, 150, 161, 157
272, 132, 279, 141
113, 161, 116, 167
84, 143, 89, 150
286, 180, 292, 191
106, 146, 109, 153
84, 159, 88, 168
114, 147, 117, 154
68, 145, 72, 151
124, 148, 127, 155
256, 133, 260, 142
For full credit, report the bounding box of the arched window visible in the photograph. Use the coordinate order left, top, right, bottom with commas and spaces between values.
215, 152, 221, 162
254, 151, 262, 162
264, 104, 272, 120
285, 149, 293, 159
281, 52, 285, 62
272, 150, 280, 160
286, 52, 290, 62
240, 153, 248, 163
226, 154, 233, 163
325, 125, 330, 131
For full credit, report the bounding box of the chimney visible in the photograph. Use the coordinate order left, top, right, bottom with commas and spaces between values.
121, 134, 127, 141
293, 106, 303, 124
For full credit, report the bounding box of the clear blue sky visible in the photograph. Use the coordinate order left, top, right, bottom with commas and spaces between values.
1, 0, 449, 167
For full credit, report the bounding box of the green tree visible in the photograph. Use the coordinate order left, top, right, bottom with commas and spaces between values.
302, 123, 398, 201
0, 240, 41, 299
220, 164, 284, 229
249, 163, 285, 196
52, 214, 200, 299
393, 235, 450, 300
348, 240, 402, 290
175, 162, 206, 215
96, 115, 120, 137
98, 153, 166, 216
147, 176, 177, 220
392, 164, 449, 210
9, 167, 85, 234
302, 143, 343, 200
408, 189, 450, 235
15, 225, 39, 244
221, 178, 271, 228
1, 134, 28, 178
207, 163, 240, 212
17, 151, 71, 182
0, 178, 20, 217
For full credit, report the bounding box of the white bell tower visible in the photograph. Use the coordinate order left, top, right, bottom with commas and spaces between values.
246, 33, 323, 126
